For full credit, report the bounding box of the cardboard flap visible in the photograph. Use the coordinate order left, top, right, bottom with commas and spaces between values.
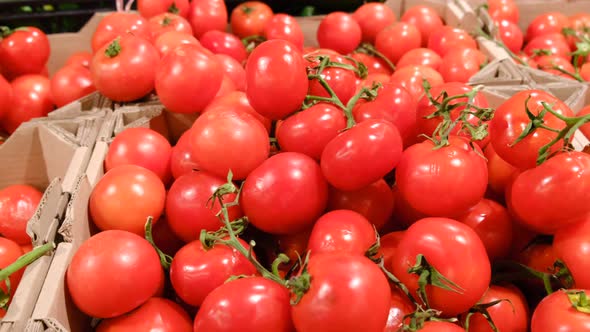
0, 125, 48, 189
113, 106, 169, 139
38, 125, 79, 185
26, 178, 63, 247
48, 92, 113, 119
446, 0, 480, 33
86, 142, 108, 188
544, 82, 589, 113
58, 175, 92, 246
469, 58, 526, 84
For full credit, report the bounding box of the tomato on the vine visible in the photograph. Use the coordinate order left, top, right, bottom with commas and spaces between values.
497, 19, 524, 53
264, 14, 304, 51
308, 66, 357, 105
488, 0, 519, 24
525, 12, 569, 43
554, 216, 590, 289
390, 65, 444, 102
523, 33, 571, 61
307, 210, 375, 256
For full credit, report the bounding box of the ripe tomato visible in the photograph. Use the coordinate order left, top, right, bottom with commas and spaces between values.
170, 239, 257, 307
0, 27, 50, 78
554, 216, 590, 289
264, 14, 305, 51
230, 1, 274, 39
245, 39, 308, 120
276, 103, 346, 160
194, 277, 294, 331
350, 52, 393, 75
65, 51, 92, 68
189, 108, 269, 180
352, 2, 396, 44
531, 289, 590, 331
204, 90, 271, 131
96, 297, 192, 332
391, 217, 491, 317
308, 67, 357, 105
3, 75, 53, 134
200, 30, 248, 64
567, 13, 590, 49
138, 0, 190, 19
218, 74, 238, 97
488, 0, 519, 23
419, 321, 465, 331
241, 152, 328, 234
155, 44, 223, 113
396, 136, 488, 217
378, 231, 405, 271
390, 65, 444, 102
170, 129, 199, 179
91, 12, 151, 52
384, 288, 415, 332
361, 73, 390, 89
536, 55, 576, 79
523, 33, 571, 61
50, 64, 95, 108
89, 165, 166, 235
187, 0, 227, 38
375, 22, 421, 65
148, 13, 192, 40
214, 54, 246, 91
401, 6, 444, 47
317, 12, 362, 55
439, 48, 487, 83
0, 74, 11, 119
489, 89, 574, 170
497, 19, 524, 54
428, 26, 477, 57
463, 284, 529, 332
0, 185, 43, 244
578, 105, 590, 139
526, 12, 569, 43
154, 31, 200, 57
292, 253, 390, 332
484, 143, 517, 196
321, 119, 403, 191
397, 48, 442, 71
307, 210, 375, 256
0, 237, 24, 312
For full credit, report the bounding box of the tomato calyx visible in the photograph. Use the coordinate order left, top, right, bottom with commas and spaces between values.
167, 3, 179, 14
144, 217, 173, 270
0, 26, 28, 38
463, 298, 510, 332
241, 35, 266, 52
161, 16, 173, 27
531, 48, 553, 57
408, 254, 465, 308
105, 37, 122, 58
355, 43, 396, 72
492, 259, 574, 295
566, 290, 590, 314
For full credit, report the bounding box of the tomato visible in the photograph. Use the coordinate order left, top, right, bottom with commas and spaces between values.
327, 179, 394, 231
427, 26, 477, 57
517, 52, 539, 67
484, 143, 517, 196
352, 2, 396, 44
154, 31, 200, 57
384, 288, 415, 332
0, 185, 43, 244
187, 0, 227, 39
361, 73, 390, 90
526, 12, 569, 43
264, 14, 304, 51
275, 229, 311, 267
170, 239, 256, 307
567, 13, 590, 50
390, 65, 444, 102
391, 217, 491, 317
488, 0, 519, 24
50, 64, 95, 108
397, 48, 442, 71
211, 54, 245, 92
230, 1, 274, 39
155, 44, 223, 113
189, 108, 269, 180
531, 289, 590, 331
170, 129, 199, 179
420, 321, 465, 331
138, 0, 190, 19
245, 39, 308, 120
0, 27, 50, 78
240, 152, 328, 234
200, 30, 248, 64
148, 13, 192, 40
317, 12, 362, 55
89, 165, 166, 235
400, 5, 444, 47
375, 22, 421, 65
536, 55, 576, 79
0, 237, 24, 317
204, 91, 271, 131
0, 74, 11, 119
307, 210, 375, 256
514, 242, 557, 274
96, 297, 192, 332
579, 105, 590, 139
292, 254, 391, 332
581, 63, 590, 82
194, 277, 294, 331
553, 216, 590, 289
439, 48, 487, 83
276, 103, 346, 160
308, 66, 357, 105
3, 75, 53, 134
91, 12, 151, 52
523, 33, 571, 61
509, 151, 590, 234
350, 52, 393, 75
396, 136, 488, 217
378, 231, 404, 272
65, 51, 92, 68
489, 89, 574, 170
463, 284, 529, 332
497, 19, 524, 54
321, 119, 403, 191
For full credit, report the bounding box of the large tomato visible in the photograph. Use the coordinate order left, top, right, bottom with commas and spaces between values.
0, 27, 50, 78
352, 2, 396, 44
427, 26, 477, 57
307, 210, 376, 256
50, 64, 95, 108
3, 75, 53, 134
240, 152, 328, 234
401, 6, 444, 47
91, 12, 151, 52
397, 48, 442, 71
554, 216, 590, 289
148, 13, 192, 40
138, 0, 190, 19
153, 31, 200, 57
464, 285, 529, 332
439, 48, 487, 83
188, 0, 227, 38
199, 31, 248, 64
531, 289, 590, 331
264, 14, 304, 51
375, 22, 422, 64
67, 230, 164, 318
391, 217, 491, 317
203, 91, 271, 131
525, 12, 569, 43
390, 65, 444, 102
317, 12, 362, 55
0, 185, 43, 244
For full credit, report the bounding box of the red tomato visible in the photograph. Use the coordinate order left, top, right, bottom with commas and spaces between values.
276, 103, 346, 160
307, 210, 375, 256
155, 44, 223, 113
428, 26, 477, 57
321, 120, 403, 191
497, 19, 524, 54
91, 12, 151, 52
375, 22, 421, 65
489, 89, 574, 170
0, 74, 11, 119
194, 277, 294, 331
200, 30, 248, 64
514, 242, 557, 274
488, 0, 519, 24
352, 2, 396, 44
204, 91, 271, 131
567, 13, 590, 50
536, 55, 576, 79
217, 73, 238, 97
3, 75, 53, 134
390, 185, 429, 229
148, 13, 192, 40
509, 151, 590, 234
264, 14, 305, 51
400, 5, 444, 47
170, 239, 257, 307
138, 0, 190, 19
50, 64, 95, 108
213, 54, 246, 91
19, 242, 32, 254
395, 136, 488, 217
91, 34, 159, 102
350, 52, 393, 75
526, 12, 569, 43
419, 321, 465, 332
170, 129, 199, 179
188, 0, 227, 38
317, 12, 362, 55
89, 165, 166, 235
390, 65, 444, 102
378, 231, 405, 272
241, 152, 328, 234
581, 63, 590, 82
0, 27, 50, 78
439, 48, 487, 83
275, 229, 311, 267
0, 185, 43, 244
154, 31, 200, 57
308, 66, 357, 105
361, 73, 390, 90
579, 105, 590, 139
391, 217, 491, 317
523, 33, 571, 61
383, 289, 415, 331
230, 1, 274, 39
96, 297, 192, 332
245, 39, 308, 120
189, 108, 269, 180
531, 289, 590, 331
554, 216, 590, 289
397, 48, 442, 71
484, 143, 517, 196
0, 237, 24, 315
463, 285, 529, 332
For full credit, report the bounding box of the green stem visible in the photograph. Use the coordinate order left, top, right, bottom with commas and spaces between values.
145, 217, 173, 270
355, 43, 396, 72
271, 254, 290, 277
0, 242, 54, 281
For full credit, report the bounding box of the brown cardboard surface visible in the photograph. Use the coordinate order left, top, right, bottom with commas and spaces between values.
46, 34, 92, 77
48, 92, 113, 119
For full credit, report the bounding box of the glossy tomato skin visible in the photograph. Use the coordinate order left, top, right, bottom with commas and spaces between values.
531, 289, 590, 331
65, 51, 92, 68
321, 120, 403, 191
525, 12, 569, 43
317, 12, 362, 55
155, 44, 223, 113
351, 52, 393, 75
264, 14, 305, 51
484, 143, 518, 196
0, 237, 24, 316
276, 103, 346, 160
375, 22, 422, 65
67, 230, 164, 318
395, 136, 488, 217
215, 54, 246, 91
199, 30, 248, 64
497, 19, 524, 53
384, 288, 415, 332
307, 210, 376, 256
50, 64, 95, 108
149, 13, 192, 40
154, 31, 200, 57
0, 75, 11, 119
554, 216, 590, 289
378, 231, 405, 271
91, 12, 151, 52
230, 1, 274, 39
170, 239, 256, 307
0, 27, 50, 78
397, 48, 442, 71
523, 33, 571, 61
428, 26, 477, 57
246, 39, 308, 120
241, 152, 328, 235
3, 75, 53, 134
391, 217, 491, 317
89, 165, 166, 235
194, 277, 294, 332
308, 67, 357, 105
0, 185, 42, 244
488, 0, 519, 23
464, 285, 529, 332
401, 6, 444, 47
188, 0, 227, 38
439, 48, 487, 83
390, 65, 444, 102
352, 2, 396, 44
170, 129, 199, 179
292, 254, 391, 332
203, 91, 271, 131
138, 0, 190, 19
420, 321, 465, 331
96, 297, 192, 332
